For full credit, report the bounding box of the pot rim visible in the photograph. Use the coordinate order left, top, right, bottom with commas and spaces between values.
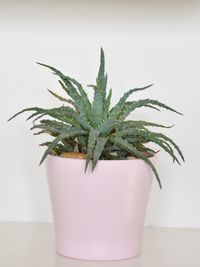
47, 153, 155, 163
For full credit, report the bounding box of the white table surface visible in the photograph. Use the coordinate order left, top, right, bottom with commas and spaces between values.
0, 222, 199, 267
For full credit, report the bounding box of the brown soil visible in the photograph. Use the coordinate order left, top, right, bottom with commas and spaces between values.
60, 152, 87, 159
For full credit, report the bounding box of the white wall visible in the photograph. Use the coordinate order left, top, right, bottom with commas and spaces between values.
1, 0, 200, 227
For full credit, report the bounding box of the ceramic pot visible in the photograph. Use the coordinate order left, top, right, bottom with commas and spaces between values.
46, 155, 153, 261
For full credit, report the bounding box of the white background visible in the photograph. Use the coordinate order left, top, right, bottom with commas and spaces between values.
1, 0, 200, 227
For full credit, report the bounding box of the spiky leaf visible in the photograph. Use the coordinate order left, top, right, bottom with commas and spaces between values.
120, 120, 173, 130
109, 84, 153, 120
119, 99, 182, 121
47, 89, 75, 106
96, 48, 107, 98
37, 62, 91, 118
92, 137, 108, 170
116, 128, 181, 164
90, 49, 108, 126
85, 128, 100, 170
40, 127, 86, 165
104, 88, 112, 115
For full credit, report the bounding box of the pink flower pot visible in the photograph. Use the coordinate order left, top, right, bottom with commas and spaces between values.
46, 155, 153, 261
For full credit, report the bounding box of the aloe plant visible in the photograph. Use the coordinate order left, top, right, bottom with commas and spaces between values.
8, 48, 184, 188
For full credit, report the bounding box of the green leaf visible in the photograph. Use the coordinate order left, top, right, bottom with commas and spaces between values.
64, 76, 91, 111
103, 88, 112, 115
142, 147, 158, 155
96, 48, 107, 98
8, 106, 78, 127
70, 112, 90, 130
34, 130, 49, 136
58, 80, 86, 115
39, 141, 51, 147
98, 118, 117, 136
109, 84, 153, 120
119, 99, 182, 121
126, 136, 149, 144
40, 119, 68, 128
92, 137, 108, 170
37, 62, 91, 118
26, 112, 44, 121
90, 48, 108, 126
31, 125, 59, 135
8, 107, 41, 121
39, 127, 86, 165
91, 88, 104, 126
116, 127, 181, 164
33, 114, 46, 123
144, 104, 161, 111
31, 119, 69, 136
110, 136, 162, 189
145, 99, 182, 115
47, 89, 75, 105
40, 141, 73, 154
151, 131, 185, 162
85, 128, 100, 170
141, 132, 180, 165
120, 120, 173, 129
76, 136, 87, 152
40, 106, 90, 130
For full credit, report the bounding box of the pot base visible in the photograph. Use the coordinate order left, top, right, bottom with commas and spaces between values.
56, 249, 141, 261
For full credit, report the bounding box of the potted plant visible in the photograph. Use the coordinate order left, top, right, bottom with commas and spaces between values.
9, 48, 184, 261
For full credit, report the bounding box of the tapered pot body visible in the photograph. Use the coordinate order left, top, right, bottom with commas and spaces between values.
46, 155, 153, 261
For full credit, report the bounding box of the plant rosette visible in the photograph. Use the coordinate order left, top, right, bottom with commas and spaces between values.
9, 48, 184, 260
